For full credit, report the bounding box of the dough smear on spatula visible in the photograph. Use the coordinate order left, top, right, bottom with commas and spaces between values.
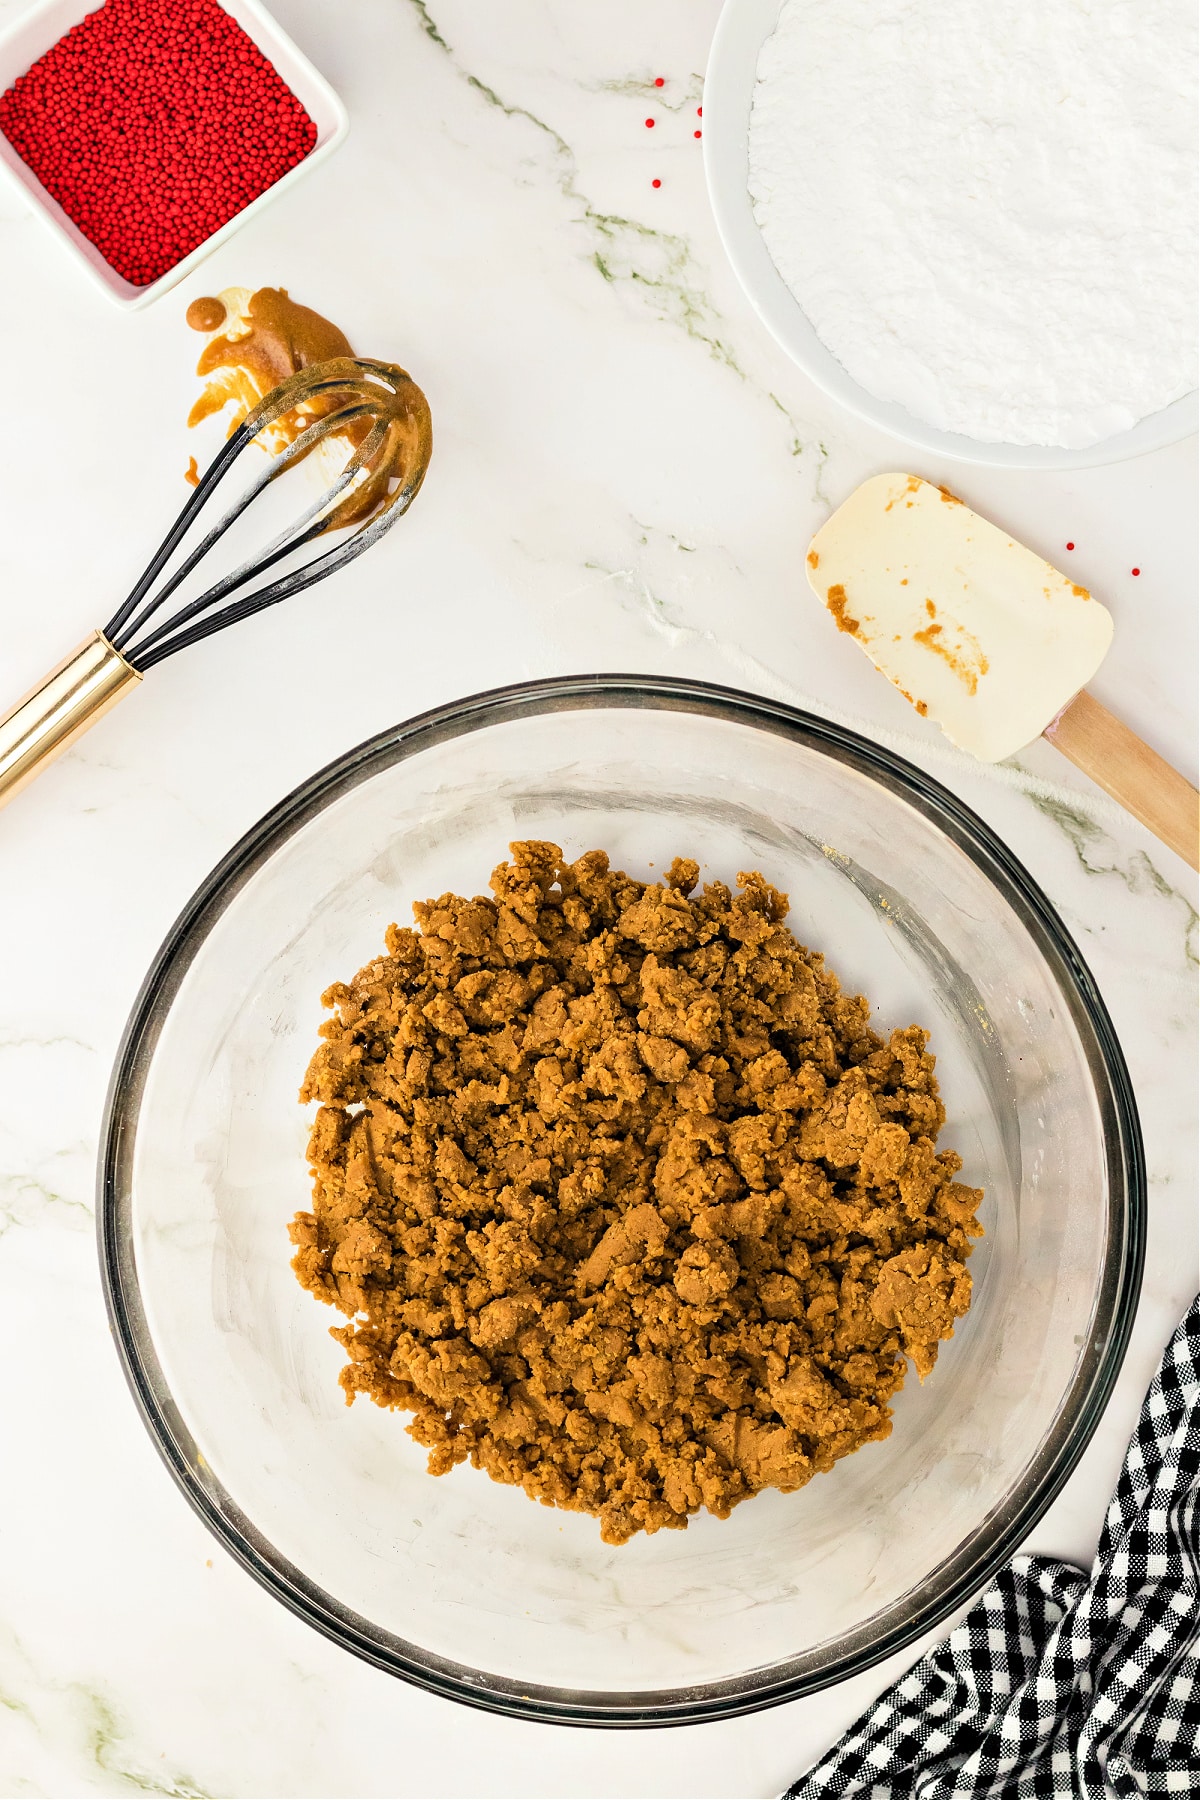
806, 474, 1114, 763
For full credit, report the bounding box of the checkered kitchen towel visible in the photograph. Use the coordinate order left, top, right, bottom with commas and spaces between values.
787, 1297, 1200, 1798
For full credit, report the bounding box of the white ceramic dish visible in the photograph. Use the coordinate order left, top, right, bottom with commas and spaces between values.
702, 0, 1198, 470
0, 0, 348, 310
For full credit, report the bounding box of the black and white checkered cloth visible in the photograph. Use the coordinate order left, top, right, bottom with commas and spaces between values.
787, 1297, 1200, 1798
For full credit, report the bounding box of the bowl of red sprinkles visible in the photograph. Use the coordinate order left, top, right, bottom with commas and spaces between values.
0, 0, 348, 306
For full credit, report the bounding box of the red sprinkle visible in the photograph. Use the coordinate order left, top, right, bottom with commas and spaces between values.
651, 178, 661, 188
644, 117, 655, 128
654, 77, 665, 88
0, 0, 318, 287
1132, 567, 1141, 576
694, 130, 702, 138
697, 106, 703, 116
1066, 541, 1075, 550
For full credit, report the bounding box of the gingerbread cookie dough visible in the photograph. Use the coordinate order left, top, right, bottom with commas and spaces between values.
291, 842, 983, 1544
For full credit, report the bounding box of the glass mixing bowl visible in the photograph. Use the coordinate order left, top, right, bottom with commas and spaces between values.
98, 676, 1143, 1726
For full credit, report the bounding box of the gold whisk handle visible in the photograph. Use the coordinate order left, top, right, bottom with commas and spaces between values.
0, 632, 141, 812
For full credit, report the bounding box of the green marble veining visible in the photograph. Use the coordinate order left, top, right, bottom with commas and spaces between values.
592, 71, 704, 112
770, 397, 805, 458
1026, 792, 1199, 967
768, 395, 832, 503
0, 1625, 208, 1798
0, 1683, 35, 1720
812, 440, 832, 505
89, 1694, 208, 1799
404, 2, 840, 510
0, 1038, 96, 1236
0, 1172, 91, 1237
631, 519, 698, 556
406, 2, 746, 374
583, 547, 777, 667
408, 0, 449, 47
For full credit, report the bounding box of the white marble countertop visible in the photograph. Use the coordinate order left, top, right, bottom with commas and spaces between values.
0, 1, 1195, 1794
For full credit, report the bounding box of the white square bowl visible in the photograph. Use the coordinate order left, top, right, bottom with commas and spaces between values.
0, 0, 349, 309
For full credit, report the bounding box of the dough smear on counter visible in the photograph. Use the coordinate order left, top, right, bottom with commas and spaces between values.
291, 842, 983, 1543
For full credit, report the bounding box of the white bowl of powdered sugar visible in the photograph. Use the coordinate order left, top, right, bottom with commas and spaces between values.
704, 0, 1198, 467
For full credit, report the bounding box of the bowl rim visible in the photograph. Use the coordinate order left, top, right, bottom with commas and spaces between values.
702, 0, 1198, 471
97, 673, 1146, 1727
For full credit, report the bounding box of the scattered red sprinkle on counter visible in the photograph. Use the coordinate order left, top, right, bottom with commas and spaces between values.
1132, 567, 1141, 576
1066, 541, 1075, 550
694, 129, 702, 138
697, 106, 703, 116
645, 116, 655, 128
0, 0, 318, 288
654, 77, 665, 88
651, 178, 661, 188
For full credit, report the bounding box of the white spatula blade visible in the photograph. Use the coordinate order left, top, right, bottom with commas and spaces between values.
806, 474, 1114, 763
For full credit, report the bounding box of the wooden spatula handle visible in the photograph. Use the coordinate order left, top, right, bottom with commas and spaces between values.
1044, 690, 1199, 870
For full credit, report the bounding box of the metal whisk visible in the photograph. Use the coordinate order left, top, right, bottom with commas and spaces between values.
0, 356, 432, 810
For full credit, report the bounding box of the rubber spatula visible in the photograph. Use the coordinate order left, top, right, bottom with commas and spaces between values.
806, 474, 1199, 870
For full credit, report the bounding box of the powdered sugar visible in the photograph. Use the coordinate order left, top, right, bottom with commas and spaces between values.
748, 0, 1198, 448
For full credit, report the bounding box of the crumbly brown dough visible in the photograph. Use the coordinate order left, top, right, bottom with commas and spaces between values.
291, 842, 983, 1544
